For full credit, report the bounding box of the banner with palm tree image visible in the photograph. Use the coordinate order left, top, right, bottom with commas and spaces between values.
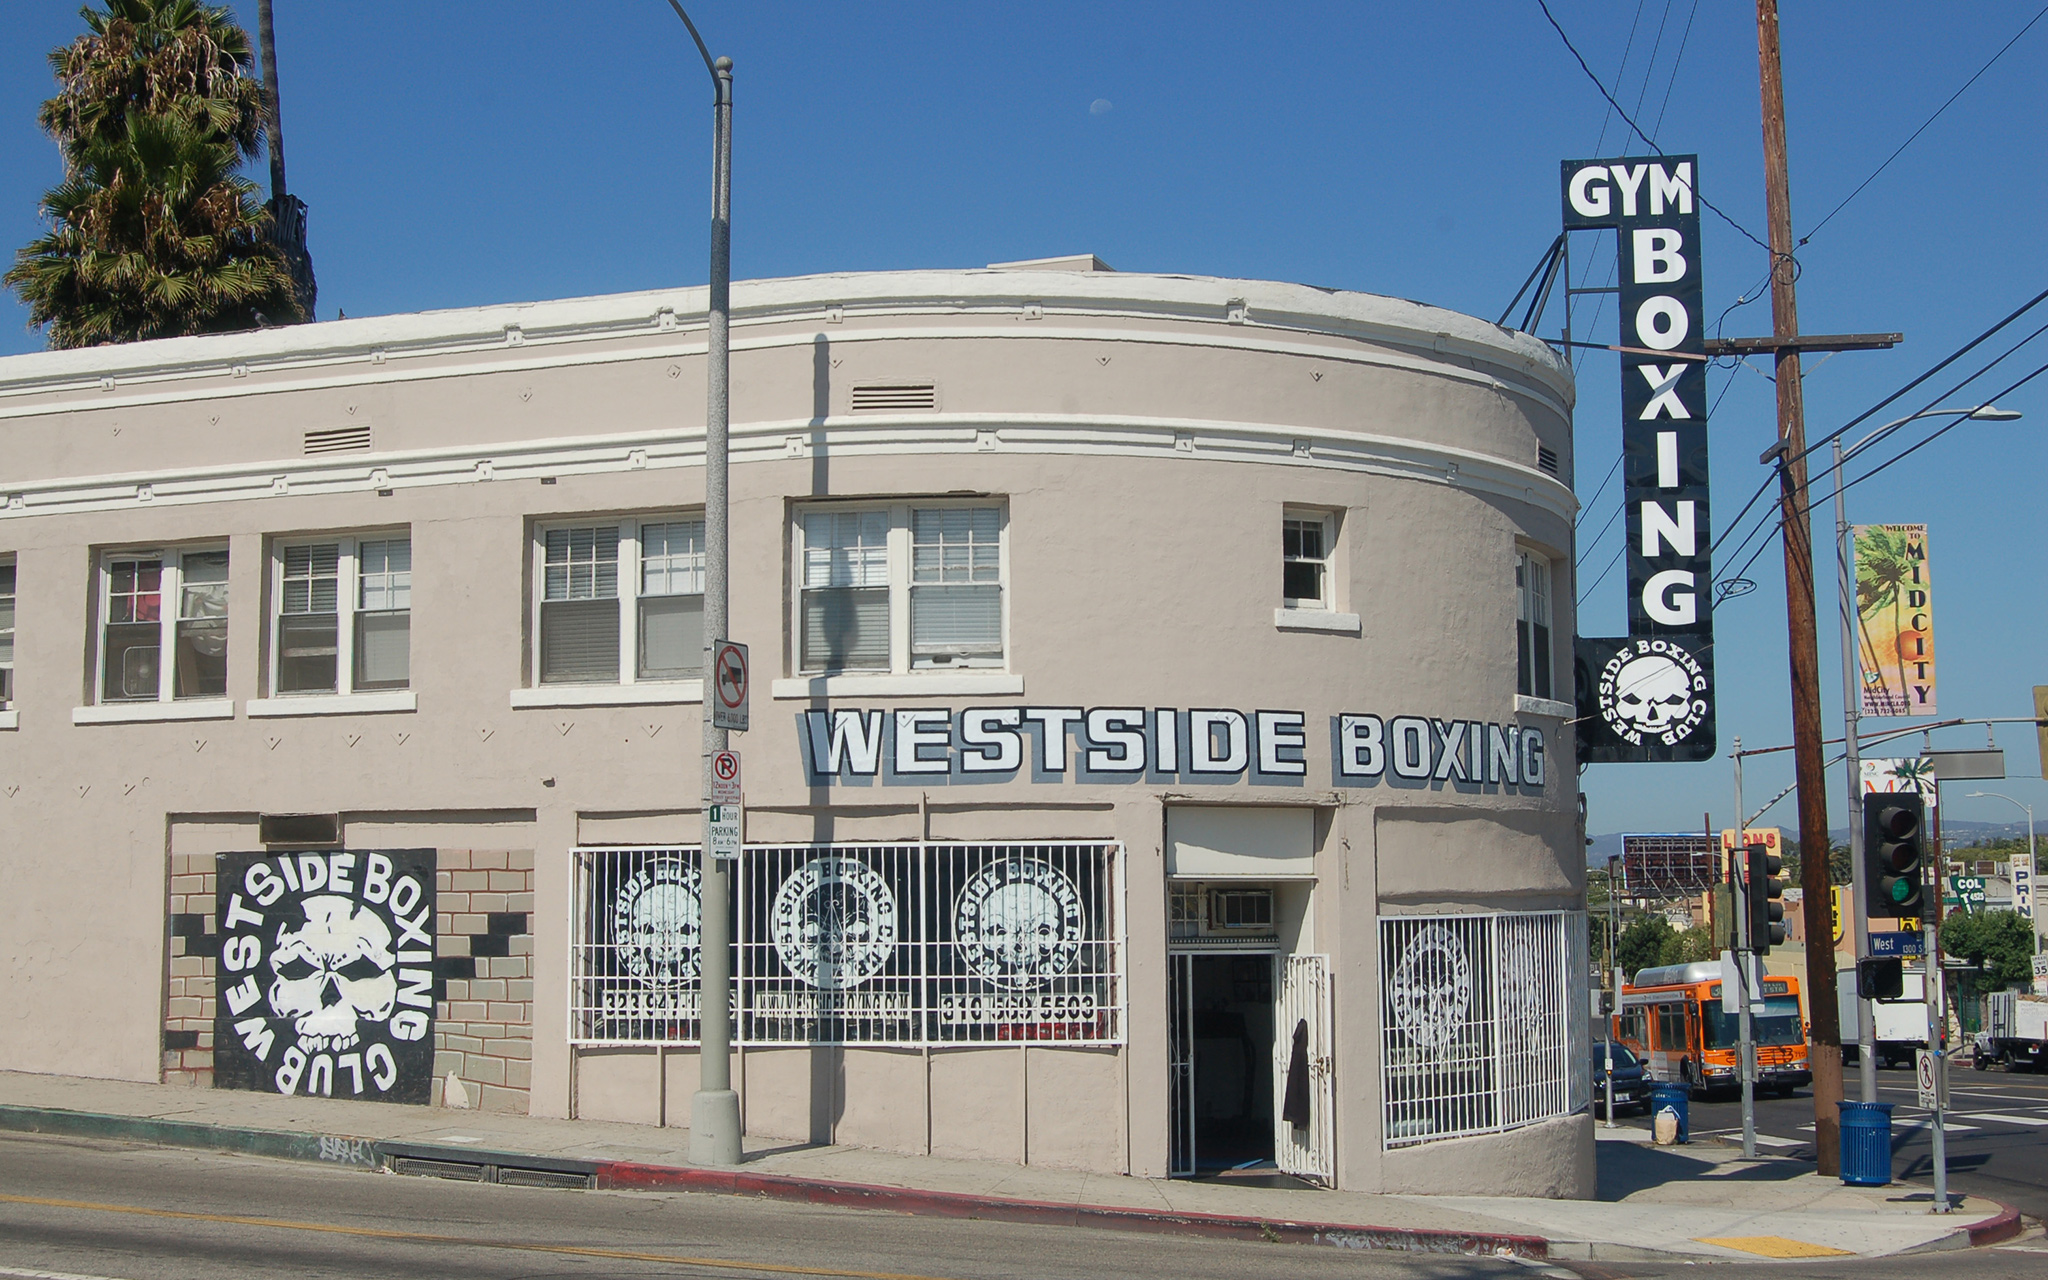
1854, 524, 1935, 717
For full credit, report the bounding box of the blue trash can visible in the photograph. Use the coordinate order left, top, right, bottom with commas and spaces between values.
1649, 1081, 1690, 1144
1839, 1101, 1894, 1186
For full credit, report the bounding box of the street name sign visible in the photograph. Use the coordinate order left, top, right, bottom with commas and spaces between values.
1868, 931, 1925, 957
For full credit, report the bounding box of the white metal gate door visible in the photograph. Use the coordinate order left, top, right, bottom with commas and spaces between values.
1274, 953, 1334, 1184
1168, 952, 1195, 1177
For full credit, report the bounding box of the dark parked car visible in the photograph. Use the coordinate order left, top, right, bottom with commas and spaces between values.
1590, 1042, 1652, 1114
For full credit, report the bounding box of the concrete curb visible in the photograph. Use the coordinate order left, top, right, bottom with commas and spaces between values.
1965, 1200, 2024, 1247
0, 1103, 379, 1168
595, 1160, 1551, 1258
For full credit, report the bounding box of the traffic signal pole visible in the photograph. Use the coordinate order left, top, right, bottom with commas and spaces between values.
1732, 740, 1756, 1159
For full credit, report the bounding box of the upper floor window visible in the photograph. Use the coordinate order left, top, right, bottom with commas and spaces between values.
273, 534, 411, 696
536, 516, 704, 685
798, 502, 1005, 674
99, 546, 228, 703
0, 558, 14, 707
1516, 550, 1554, 700
1282, 510, 1333, 610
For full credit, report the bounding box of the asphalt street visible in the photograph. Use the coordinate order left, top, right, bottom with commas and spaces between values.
0, 1130, 1536, 1280
1634, 1061, 2048, 1221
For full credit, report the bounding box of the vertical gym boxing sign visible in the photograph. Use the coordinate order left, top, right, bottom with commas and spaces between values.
1563, 156, 1717, 762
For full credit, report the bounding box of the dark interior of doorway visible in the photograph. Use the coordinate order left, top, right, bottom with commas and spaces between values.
1189, 954, 1275, 1173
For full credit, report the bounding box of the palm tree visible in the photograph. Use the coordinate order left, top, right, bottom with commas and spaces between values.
7, 0, 297, 345
7, 103, 298, 347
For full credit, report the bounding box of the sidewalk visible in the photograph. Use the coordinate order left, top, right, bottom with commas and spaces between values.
0, 1071, 2021, 1263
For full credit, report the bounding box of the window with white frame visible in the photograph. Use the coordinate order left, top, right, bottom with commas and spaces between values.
1515, 550, 1554, 700
1282, 510, 1334, 610
98, 546, 229, 703
535, 516, 704, 685
0, 557, 14, 707
272, 534, 411, 695
798, 503, 1005, 674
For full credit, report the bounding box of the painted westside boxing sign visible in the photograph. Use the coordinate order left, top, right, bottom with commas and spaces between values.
1562, 155, 1717, 763
801, 707, 1547, 790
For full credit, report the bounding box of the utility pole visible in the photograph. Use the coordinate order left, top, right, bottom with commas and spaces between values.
1754, 0, 1843, 1176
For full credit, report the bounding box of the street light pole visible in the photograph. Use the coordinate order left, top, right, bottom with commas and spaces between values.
1835, 405, 2021, 1105
665, 0, 742, 1168
1968, 790, 2040, 956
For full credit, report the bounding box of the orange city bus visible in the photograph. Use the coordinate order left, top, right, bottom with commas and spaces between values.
1613, 960, 1812, 1096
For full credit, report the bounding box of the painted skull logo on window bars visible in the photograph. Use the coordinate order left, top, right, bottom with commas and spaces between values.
952, 857, 1084, 989
770, 855, 897, 990
1388, 923, 1473, 1054
612, 859, 701, 986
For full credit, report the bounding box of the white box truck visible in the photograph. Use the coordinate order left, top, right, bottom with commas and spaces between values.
1837, 966, 1928, 1068
1975, 991, 2048, 1072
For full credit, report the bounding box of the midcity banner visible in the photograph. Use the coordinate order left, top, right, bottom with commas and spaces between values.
1853, 524, 1935, 717
1562, 155, 1716, 763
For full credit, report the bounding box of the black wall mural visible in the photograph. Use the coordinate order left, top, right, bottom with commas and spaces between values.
214, 849, 437, 1103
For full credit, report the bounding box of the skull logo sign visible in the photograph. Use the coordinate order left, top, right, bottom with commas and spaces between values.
1387, 923, 1473, 1053
952, 858, 1084, 989
268, 896, 398, 1053
1598, 639, 1707, 746
612, 860, 702, 986
770, 855, 896, 989
213, 849, 437, 1105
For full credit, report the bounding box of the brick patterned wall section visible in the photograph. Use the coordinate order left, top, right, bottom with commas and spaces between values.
161, 847, 536, 1115
432, 849, 536, 1113
163, 857, 218, 1087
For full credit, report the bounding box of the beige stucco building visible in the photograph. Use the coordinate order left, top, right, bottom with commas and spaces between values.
0, 257, 1593, 1195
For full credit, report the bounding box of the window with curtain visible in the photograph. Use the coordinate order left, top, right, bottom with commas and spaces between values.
98, 547, 226, 703
910, 507, 1001, 666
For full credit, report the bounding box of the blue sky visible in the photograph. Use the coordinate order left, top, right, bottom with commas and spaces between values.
3, 1, 2044, 839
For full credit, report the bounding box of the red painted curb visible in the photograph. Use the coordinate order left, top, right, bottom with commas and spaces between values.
1966, 1200, 2023, 1247
595, 1161, 1550, 1258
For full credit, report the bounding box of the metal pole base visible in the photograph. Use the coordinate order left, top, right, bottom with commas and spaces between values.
691, 1089, 743, 1166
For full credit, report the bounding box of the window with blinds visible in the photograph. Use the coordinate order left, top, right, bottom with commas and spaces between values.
272, 534, 411, 696
801, 510, 891, 673
910, 507, 1001, 666
535, 516, 705, 687
796, 503, 1007, 676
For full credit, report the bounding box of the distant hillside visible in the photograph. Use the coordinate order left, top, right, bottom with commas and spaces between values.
1586, 818, 2026, 868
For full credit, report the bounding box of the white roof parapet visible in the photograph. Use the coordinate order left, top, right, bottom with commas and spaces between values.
0, 267, 1573, 412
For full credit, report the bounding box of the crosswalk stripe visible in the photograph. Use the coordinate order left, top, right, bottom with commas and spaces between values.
1956, 1112, 2048, 1127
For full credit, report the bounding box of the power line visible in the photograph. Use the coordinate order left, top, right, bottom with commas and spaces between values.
1534, 0, 1774, 256
1799, 3, 2048, 248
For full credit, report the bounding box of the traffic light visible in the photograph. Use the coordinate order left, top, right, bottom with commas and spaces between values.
1863, 794, 1926, 919
1857, 956, 1905, 1001
1744, 842, 1786, 953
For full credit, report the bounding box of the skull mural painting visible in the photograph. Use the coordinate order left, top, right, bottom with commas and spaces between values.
214, 850, 437, 1104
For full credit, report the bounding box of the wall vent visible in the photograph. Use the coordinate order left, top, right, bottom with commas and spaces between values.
1536, 446, 1560, 476
850, 382, 938, 412
304, 424, 372, 455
